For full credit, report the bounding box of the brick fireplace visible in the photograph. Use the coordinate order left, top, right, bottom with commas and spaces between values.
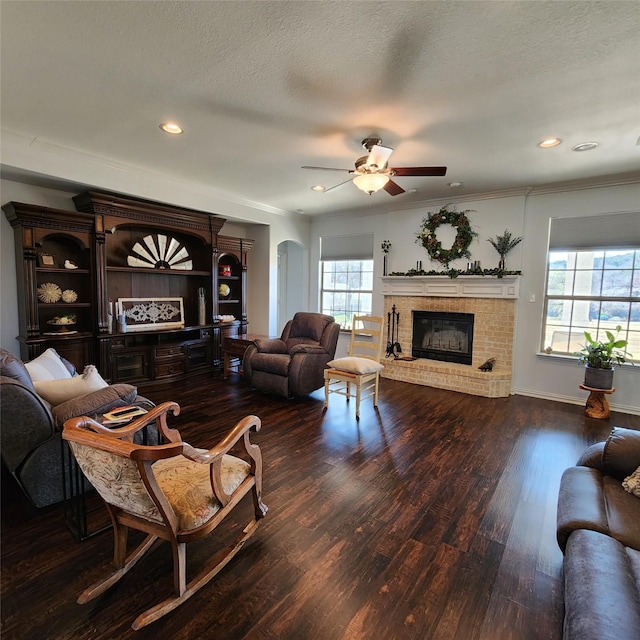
381, 276, 519, 398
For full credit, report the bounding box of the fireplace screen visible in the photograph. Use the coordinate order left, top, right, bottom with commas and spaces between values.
412, 311, 474, 365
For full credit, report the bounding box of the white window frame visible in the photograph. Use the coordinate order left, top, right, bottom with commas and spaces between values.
541, 247, 639, 361
320, 259, 374, 330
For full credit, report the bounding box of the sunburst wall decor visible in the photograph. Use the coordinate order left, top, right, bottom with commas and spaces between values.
127, 234, 192, 270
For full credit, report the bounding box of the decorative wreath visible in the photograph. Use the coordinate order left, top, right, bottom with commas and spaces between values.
416, 205, 477, 267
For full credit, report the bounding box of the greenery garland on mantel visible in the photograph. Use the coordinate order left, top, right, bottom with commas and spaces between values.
388, 268, 523, 279
416, 205, 477, 267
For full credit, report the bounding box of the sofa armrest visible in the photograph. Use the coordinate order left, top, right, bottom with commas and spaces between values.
290, 344, 327, 355
51, 383, 138, 427
577, 442, 606, 469
557, 466, 610, 552
253, 338, 288, 354
0, 376, 55, 472
563, 530, 640, 640
601, 427, 640, 479
288, 350, 333, 396
577, 428, 640, 479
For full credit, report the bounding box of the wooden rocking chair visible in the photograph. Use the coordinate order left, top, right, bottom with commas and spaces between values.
62, 402, 267, 630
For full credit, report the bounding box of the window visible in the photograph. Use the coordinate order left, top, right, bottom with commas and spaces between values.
542, 248, 640, 360
321, 260, 373, 329
320, 233, 374, 329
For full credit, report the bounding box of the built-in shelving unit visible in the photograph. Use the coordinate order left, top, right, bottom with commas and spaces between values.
3, 192, 253, 382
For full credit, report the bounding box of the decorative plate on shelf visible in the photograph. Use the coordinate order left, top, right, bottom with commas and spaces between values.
61, 289, 78, 303
219, 283, 231, 298
47, 315, 77, 334
37, 282, 62, 303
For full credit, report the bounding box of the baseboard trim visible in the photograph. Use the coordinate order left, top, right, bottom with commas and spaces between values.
511, 387, 640, 416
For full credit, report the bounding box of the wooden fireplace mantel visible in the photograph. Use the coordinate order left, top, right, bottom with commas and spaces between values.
381, 275, 520, 299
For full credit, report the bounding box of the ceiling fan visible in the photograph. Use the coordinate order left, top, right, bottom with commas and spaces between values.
302, 137, 447, 196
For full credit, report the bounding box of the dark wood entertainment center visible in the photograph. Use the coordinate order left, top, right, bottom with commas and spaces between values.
3, 191, 253, 384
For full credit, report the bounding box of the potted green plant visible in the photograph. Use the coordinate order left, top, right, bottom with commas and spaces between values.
574, 325, 632, 390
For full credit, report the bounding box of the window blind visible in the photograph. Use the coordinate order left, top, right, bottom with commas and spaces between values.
549, 212, 640, 250
320, 234, 374, 261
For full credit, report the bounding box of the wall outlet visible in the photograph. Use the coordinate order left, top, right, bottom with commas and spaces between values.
529, 294, 536, 303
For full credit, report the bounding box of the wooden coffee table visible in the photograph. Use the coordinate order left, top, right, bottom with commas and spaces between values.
222, 334, 268, 379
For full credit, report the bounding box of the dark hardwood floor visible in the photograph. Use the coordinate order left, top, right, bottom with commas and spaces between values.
2, 373, 639, 640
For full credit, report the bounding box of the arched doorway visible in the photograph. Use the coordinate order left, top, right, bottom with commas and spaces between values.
277, 240, 305, 333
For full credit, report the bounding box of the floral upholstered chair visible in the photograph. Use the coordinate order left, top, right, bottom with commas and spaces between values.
62, 402, 267, 630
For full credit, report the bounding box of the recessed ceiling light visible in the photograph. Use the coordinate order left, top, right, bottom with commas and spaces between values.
448, 182, 464, 188
311, 185, 325, 192
408, 189, 418, 194
160, 122, 183, 134
572, 142, 599, 152
537, 137, 562, 148
296, 209, 305, 214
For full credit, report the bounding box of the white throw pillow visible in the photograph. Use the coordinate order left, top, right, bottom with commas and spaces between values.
34, 365, 109, 406
25, 348, 73, 382
326, 357, 384, 375
622, 466, 640, 498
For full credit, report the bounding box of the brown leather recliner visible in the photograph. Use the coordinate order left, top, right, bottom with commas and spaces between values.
243, 312, 340, 398
556, 427, 640, 640
557, 426, 640, 552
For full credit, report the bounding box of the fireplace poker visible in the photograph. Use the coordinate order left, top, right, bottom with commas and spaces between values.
394, 308, 402, 355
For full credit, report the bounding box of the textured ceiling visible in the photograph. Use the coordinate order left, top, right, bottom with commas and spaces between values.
1, 1, 639, 218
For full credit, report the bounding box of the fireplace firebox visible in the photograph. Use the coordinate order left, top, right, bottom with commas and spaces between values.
412, 311, 474, 365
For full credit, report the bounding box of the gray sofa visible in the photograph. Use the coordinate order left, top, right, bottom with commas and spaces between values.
556, 426, 640, 640
243, 312, 340, 397
0, 348, 155, 508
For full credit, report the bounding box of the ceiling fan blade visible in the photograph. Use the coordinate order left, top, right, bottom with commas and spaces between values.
367, 144, 394, 169
391, 166, 447, 177
301, 165, 351, 172
323, 178, 354, 193
384, 179, 405, 196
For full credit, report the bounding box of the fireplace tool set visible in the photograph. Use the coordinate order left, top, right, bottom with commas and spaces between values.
386, 305, 416, 360
386, 305, 400, 358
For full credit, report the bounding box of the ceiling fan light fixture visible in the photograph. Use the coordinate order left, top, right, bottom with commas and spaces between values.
353, 173, 389, 195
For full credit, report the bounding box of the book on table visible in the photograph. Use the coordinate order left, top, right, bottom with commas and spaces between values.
102, 405, 148, 425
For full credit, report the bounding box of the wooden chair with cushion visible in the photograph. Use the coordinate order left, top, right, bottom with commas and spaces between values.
323, 315, 385, 419
62, 402, 267, 630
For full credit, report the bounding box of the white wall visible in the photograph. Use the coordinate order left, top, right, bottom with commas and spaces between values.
310, 184, 640, 414
514, 183, 640, 414
278, 240, 305, 334
245, 218, 310, 337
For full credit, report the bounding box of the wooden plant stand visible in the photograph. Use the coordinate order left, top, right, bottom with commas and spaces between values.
579, 384, 615, 419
